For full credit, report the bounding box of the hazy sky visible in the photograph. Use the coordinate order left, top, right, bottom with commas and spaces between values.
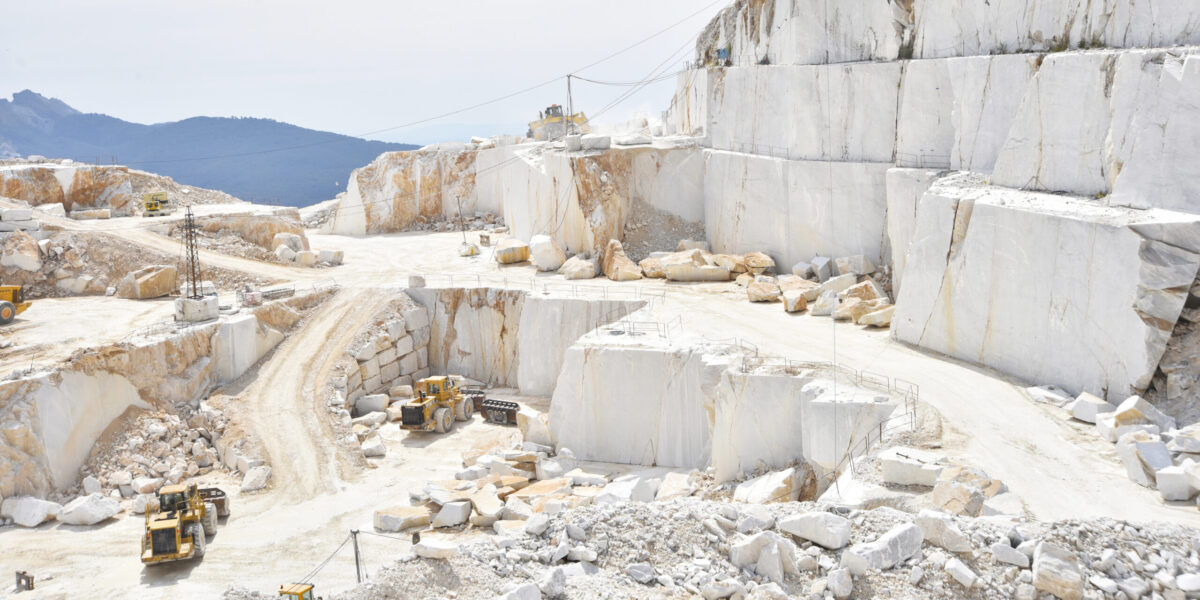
1, 1, 725, 144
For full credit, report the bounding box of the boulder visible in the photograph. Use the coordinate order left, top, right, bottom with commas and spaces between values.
1112, 395, 1176, 433
777, 511, 851, 549
271, 232, 305, 252
432, 500, 472, 528
517, 407, 553, 447
747, 277, 782, 302
500, 583, 542, 600
495, 238, 531, 264
880, 447, 945, 486
841, 523, 924, 575
840, 279, 887, 302
638, 257, 664, 278
712, 253, 748, 273
0, 230, 41, 271
361, 436, 386, 458
82, 475, 101, 495
1115, 430, 1172, 487
944, 557, 978, 588
677, 239, 710, 252
131, 494, 159, 515
356, 394, 389, 415
1155, 464, 1196, 501
470, 489, 505, 525
992, 542, 1030, 568
810, 256, 833, 282
1169, 424, 1200, 453
1063, 392, 1114, 424
295, 250, 318, 266
982, 492, 1025, 517
558, 254, 598, 280
580, 135, 610, 151
132, 477, 162, 494
836, 298, 888, 322
1, 496, 61, 527
729, 530, 799, 581
414, 538, 460, 559
58, 493, 121, 526
733, 468, 800, 504
115, 265, 177, 300
782, 290, 808, 313
1027, 385, 1074, 407
835, 255, 876, 276
915, 509, 972, 553
811, 292, 839, 316
317, 249, 344, 265
626, 563, 655, 584
858, 305, 895, 327
791, 261, 813, 278
1033, 543, 1084, 600
374, 506, 431, 532
744, 252, 776, 274
819, 273, 857, 295
601, 239, 642, 281
530, 235, 567, 271
240, 466, 271, 492
931, 467, 1004, 516
275, 245, 297, 261
828, 568, 853, 599
655, 472, 695, 500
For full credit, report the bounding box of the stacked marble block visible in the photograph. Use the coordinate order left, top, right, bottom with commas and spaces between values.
345, 306, 432, 408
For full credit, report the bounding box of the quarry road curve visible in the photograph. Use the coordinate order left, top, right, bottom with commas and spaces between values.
239, 289, 393, 501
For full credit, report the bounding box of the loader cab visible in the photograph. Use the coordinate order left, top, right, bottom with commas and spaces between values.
417, 376, 454, 399
545, 104, 563, 118
157, 484, 192, 513
279, 583, 317, 600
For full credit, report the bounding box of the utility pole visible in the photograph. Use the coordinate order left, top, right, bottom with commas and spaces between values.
182, 206, 202, 299
351, 529, 363, 584
567, 75, 576, 136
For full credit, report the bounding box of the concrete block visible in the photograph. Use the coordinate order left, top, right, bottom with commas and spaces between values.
394, 335, 414, 356
399, 352, 420, 376
402, 307, 429, 331
359, 357, 380, 381
380, 360, 400, 383
175, 296, 218, 323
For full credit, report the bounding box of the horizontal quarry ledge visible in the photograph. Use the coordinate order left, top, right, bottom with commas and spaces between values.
703, 148, 896, 166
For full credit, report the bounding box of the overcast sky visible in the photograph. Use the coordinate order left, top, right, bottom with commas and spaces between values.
1, 1, 725, 144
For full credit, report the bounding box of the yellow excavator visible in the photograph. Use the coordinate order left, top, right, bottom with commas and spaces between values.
527, 104, 589, 141
0, 285, 31, 325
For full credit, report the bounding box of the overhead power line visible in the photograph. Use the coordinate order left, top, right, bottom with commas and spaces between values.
123, 2, 722, 167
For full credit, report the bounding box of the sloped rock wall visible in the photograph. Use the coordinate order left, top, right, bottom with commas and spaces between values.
0, 163, 134, 215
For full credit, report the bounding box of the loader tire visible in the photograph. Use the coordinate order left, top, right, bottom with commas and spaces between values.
454, 398, 473, 421
0, 302, 15, 325
202, 503, 217, 537
434, 407, 452, 433
191, 524, 206, 558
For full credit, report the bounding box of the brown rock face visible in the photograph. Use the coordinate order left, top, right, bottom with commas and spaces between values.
0, 165, 134, 215
639, 257, 665, 278
601, 239, 642, 282
747, 276, 782, 302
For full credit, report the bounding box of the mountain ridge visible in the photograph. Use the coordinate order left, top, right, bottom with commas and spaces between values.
0, 90, 418, 207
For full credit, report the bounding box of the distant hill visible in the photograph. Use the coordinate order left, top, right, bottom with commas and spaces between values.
0, 90, 418, 207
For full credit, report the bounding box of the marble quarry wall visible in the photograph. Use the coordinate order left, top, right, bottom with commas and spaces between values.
405, 286, 639, 396
0, 298, 312, 497
0, 163, 135, 216
549, 337, 898, 481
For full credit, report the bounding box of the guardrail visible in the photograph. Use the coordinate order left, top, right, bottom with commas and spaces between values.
422, 273, 667, 306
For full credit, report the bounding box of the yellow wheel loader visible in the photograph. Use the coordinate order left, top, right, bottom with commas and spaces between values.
0, 285, 30, 325
279, 583, 321, 599
398, 376, 479, 433
141, 483, 229, 565
142, 192, 170, 217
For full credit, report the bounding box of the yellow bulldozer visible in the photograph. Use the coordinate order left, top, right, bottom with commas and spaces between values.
142, 191, 171, 217
0, 285, 31, 325
141, 483, 229, 565
527, 104, 589, 141
399, 376, 484, 433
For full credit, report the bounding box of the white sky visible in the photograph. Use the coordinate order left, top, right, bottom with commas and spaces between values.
1, 1, 725, 144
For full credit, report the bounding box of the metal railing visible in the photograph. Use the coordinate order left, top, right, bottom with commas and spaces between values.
600, 314, 684, 343
422, 273, 667, 306
895, 151, 952, 169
